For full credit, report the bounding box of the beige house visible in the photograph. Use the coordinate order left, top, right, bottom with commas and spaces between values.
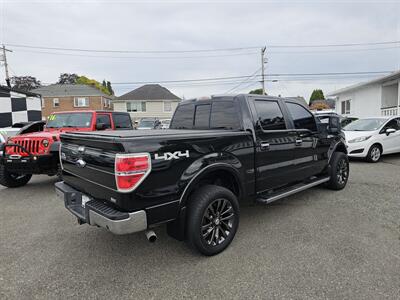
113, 84, 181, 122
32, 84, 113, 118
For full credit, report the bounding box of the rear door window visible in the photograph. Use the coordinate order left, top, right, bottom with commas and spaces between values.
112, 114, 133, 129
96, 114, 112, 129
254, 100, 286, 130
210, 101, 240, 129
194, 104, 211, 129
286, 102, 317, 131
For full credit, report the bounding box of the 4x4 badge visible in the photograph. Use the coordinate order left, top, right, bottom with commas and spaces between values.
155, 150, 190, 161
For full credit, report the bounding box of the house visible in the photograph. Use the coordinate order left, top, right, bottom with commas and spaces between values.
113, 84, 181, 122
0, 85, 42, 127
32, 84, 113, 118
327, 71, 400, 117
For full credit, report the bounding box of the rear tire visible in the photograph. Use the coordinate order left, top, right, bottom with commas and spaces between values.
326, 152, 349, 190
0, 165, 32, 188
186, 185, 239, 256
366, 144, 381, 163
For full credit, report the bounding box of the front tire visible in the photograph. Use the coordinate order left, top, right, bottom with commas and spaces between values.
326, 152, 349, 190
366, 144, 381, 163
186, 185, 239, 256
0, 165, 32, 188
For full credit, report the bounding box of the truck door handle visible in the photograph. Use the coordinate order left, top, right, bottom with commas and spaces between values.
295, 139, 302, 146
260, 143, 270, 150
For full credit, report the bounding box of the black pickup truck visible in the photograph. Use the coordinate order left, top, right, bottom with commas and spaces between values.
56, 95, 349, 255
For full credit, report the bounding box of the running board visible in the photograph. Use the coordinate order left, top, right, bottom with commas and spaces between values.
256, 176, 330, 204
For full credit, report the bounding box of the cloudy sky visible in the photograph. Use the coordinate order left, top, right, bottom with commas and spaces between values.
0, 0, 399, 100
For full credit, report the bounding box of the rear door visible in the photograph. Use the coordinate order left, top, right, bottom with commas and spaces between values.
284, 101, 328, 180
250, 98, 297, 192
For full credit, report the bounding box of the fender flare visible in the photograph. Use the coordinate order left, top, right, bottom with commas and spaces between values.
178, 162, 244, 208
328, 141, 347, 163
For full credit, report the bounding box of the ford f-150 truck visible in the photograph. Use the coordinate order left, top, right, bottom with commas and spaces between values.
56, 95, 349, 255
0, 111, 133, 188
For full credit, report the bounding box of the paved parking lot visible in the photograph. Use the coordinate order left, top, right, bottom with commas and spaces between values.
1, 155, 399, 299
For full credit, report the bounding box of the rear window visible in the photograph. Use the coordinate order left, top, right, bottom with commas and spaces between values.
170, 104, 195, 129
194, 104, 211, 129
210, 101, 240, 129
112, 114, 132, 129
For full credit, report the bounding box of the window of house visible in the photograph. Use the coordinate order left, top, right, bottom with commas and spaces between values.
74, 97, 89, 107
127, 101, 146, 112
164, 101, 172, 112
341, 100, 351, 114
53, 98, 59, 108
194, 104, 211, 129
254, 100, 286, 130
286, 102, 317, 131
210, 101, 240, 129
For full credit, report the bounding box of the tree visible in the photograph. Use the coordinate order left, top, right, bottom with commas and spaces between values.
310, 101, 330, 111
249, 88, 264, 95
58, 73, 79, 84
106, 81, 114, 95
102, 80, 107, 88
76, 76, 111, 95
10, 76, 42, 91
309, 89, 325, 105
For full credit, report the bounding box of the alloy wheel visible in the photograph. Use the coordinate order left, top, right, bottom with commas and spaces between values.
201, 198, 235, 246
336, 158, 348, 185
371, 147, 381, 162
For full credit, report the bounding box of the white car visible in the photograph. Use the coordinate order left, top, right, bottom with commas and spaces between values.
343, 116, 400, 162
160, 119, 171, 129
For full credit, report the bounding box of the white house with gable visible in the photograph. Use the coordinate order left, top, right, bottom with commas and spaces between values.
327, 71, 400, 118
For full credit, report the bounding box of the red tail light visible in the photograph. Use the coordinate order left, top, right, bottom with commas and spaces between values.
115, 153, 151, 192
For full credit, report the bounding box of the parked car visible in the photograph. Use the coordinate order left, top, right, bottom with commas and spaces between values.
160, 119, 171, 129
314, 111, 358, 128
137, 118, 161, 130
0, 111, 133, 188
343, 116, 400, 162
56, 95, 348, 256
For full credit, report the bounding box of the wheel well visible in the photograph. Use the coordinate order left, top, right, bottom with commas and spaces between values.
370, 143, 383, 152
188, 169, 241, 201
335, 143, 347, 154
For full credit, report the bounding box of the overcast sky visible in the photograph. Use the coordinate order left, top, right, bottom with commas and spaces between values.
1, 0, 399, 100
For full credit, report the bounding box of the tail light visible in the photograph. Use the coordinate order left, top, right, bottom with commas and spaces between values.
115, 153, 151, 192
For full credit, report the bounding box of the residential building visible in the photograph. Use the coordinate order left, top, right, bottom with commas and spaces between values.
0, 85, 42, 127
113, 84, 181, 122
327, 71, 400, 118
32, 84, 113, 118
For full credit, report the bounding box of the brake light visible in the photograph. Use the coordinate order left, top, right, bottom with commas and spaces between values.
115, 153, 151, 192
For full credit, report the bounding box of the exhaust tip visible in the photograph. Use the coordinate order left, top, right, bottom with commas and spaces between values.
145, 230, 157, 243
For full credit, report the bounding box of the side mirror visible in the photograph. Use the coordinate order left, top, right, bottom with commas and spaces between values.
328, 116, 340, 134
386, 128, 396, 135
96, 123, 107, 130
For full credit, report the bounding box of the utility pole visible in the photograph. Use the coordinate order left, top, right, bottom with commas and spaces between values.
1, 45, 13, 87
260, 46, 266, 95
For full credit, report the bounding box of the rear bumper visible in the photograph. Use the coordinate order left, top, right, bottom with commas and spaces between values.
55, 181, 147, 235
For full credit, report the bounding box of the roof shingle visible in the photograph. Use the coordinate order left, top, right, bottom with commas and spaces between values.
32, 84, 111, 98
117, 84, 181, 101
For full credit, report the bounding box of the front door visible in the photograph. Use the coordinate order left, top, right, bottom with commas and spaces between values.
250, 99, 298, 192
380, 118, 400, 153
284, 101, 328, 180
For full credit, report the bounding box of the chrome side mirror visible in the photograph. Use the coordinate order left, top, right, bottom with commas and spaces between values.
386, 128, 396, 135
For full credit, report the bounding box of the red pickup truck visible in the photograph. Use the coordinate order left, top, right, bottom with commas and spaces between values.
0, 110, 133, 188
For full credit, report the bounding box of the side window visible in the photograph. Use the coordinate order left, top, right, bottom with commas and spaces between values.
254, 100, 286, 130
170, 104, 195, 129
286, 102, 317, 131
210, 101, 240, 129
112, 114, 132, 129
96, 114, 112, 129
194, 104, 211, 129
384, 118, 400, 130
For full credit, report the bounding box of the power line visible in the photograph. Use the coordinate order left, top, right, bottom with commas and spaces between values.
4, 40, 400, 54
225, 67, 261, 94
111, 71, 393, 85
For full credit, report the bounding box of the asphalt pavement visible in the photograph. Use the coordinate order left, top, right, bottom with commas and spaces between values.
1, 155, 399, 299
